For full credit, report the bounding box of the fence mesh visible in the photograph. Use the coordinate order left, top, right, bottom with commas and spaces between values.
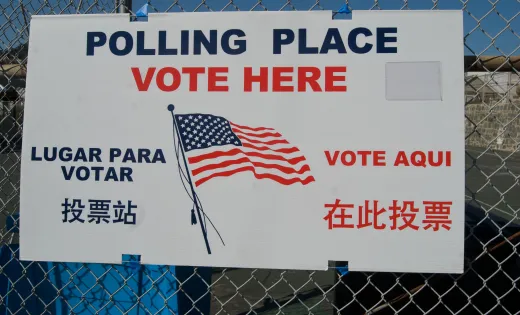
1, 0, 520, 314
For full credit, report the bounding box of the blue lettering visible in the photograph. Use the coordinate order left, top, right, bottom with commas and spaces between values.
84, 28, 394, 56
44, 147, 57, 161
86, 32, 106, 56
76, 167, 90, 181
62, 166, 74, 180
109, 31, 133, 56
110, 148, 122, 162
273, 27, 397, 55
377, 27, 397, 53
221, 29, 246, 55
298, 29, 319, 54
136, 31, 155, 55
348, 27, 373, 54
153, 149, 166, 163
193, 30, 217, 55
61, 166, 133, 181
158, 30, 177, 55
139, 148, 151, 163
74, 148, 88, 162
32, 147, 103, 162
120, 167, 134, 182
31, 147, 42, 161
122, 149, 136, 163
181, 30, 190, 55
320, 28, 347, 54
105, 168, 119, 181
91, 166, 103, 181
273, 29, 294, 54
59, 147, 73, 162
89, 148, 102, 162
86, 29, 254, 56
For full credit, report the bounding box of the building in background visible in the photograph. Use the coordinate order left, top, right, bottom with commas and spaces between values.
465, 72, 520, 152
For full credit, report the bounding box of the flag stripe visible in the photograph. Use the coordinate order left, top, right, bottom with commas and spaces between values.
242, 142, 300, 154
194, 145, 307, 161
229, 122, 274, 132
235, 134, 290, 145
189, 151, 311, 177
191, 156, 312, 176
192, 158, 311, 181
232, 129, 283, 138
194, 165, 316, 187
187, 148, 307, 165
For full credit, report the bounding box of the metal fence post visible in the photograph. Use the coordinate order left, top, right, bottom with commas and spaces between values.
116, 0, 132, 14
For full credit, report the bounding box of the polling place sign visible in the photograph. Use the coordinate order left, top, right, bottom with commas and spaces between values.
20, 10, 465, 273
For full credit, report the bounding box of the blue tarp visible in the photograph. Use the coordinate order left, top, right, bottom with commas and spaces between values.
0, 244, 211, 314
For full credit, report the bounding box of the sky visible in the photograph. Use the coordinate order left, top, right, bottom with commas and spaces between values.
0, 0, 519, 56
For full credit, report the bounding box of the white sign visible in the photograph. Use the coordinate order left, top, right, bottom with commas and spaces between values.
20, 10, 465, 273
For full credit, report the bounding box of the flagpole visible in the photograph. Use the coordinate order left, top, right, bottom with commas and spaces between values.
168, 104, 212, 255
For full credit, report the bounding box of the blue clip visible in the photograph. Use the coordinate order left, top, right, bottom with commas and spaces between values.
337, 4, 351, 14
336, 265, 349, 276
136, 3, 149, 17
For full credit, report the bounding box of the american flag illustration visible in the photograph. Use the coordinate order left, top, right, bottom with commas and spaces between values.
174, 113, 316, 187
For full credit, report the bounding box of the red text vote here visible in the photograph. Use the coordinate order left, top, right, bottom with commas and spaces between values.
131, 66, 347, 92
323, 199, 453, 231
324, 150, 452, 168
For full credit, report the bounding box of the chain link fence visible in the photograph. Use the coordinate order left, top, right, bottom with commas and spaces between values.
1, 0, 520, 314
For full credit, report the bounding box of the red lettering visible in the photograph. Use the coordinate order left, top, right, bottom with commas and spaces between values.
208, 67, 229, 92
389, 200, 419, 230
182, 67, 205, 92
357, 151, 371, 166
394, 150, 453, 167
327, 150, 388, 166
428, 151, 444, 167
156, 67, 181, 92
394, 151, 410, 166
324, 199, 355, 229
298, 67, 322, 92
324, 151, 340, 166
131, 67, 156, 91
340, 151, 356, 166
374, 151, 386, 166
357, 200, 386, 230
423, 201, 452, 231
325, 66, 347, 92
411, 151, 427, 167
272, 67, 293, 92
244, 67, 268, 92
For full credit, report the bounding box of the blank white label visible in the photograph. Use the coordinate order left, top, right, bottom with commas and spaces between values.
385, 61, 442, 101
